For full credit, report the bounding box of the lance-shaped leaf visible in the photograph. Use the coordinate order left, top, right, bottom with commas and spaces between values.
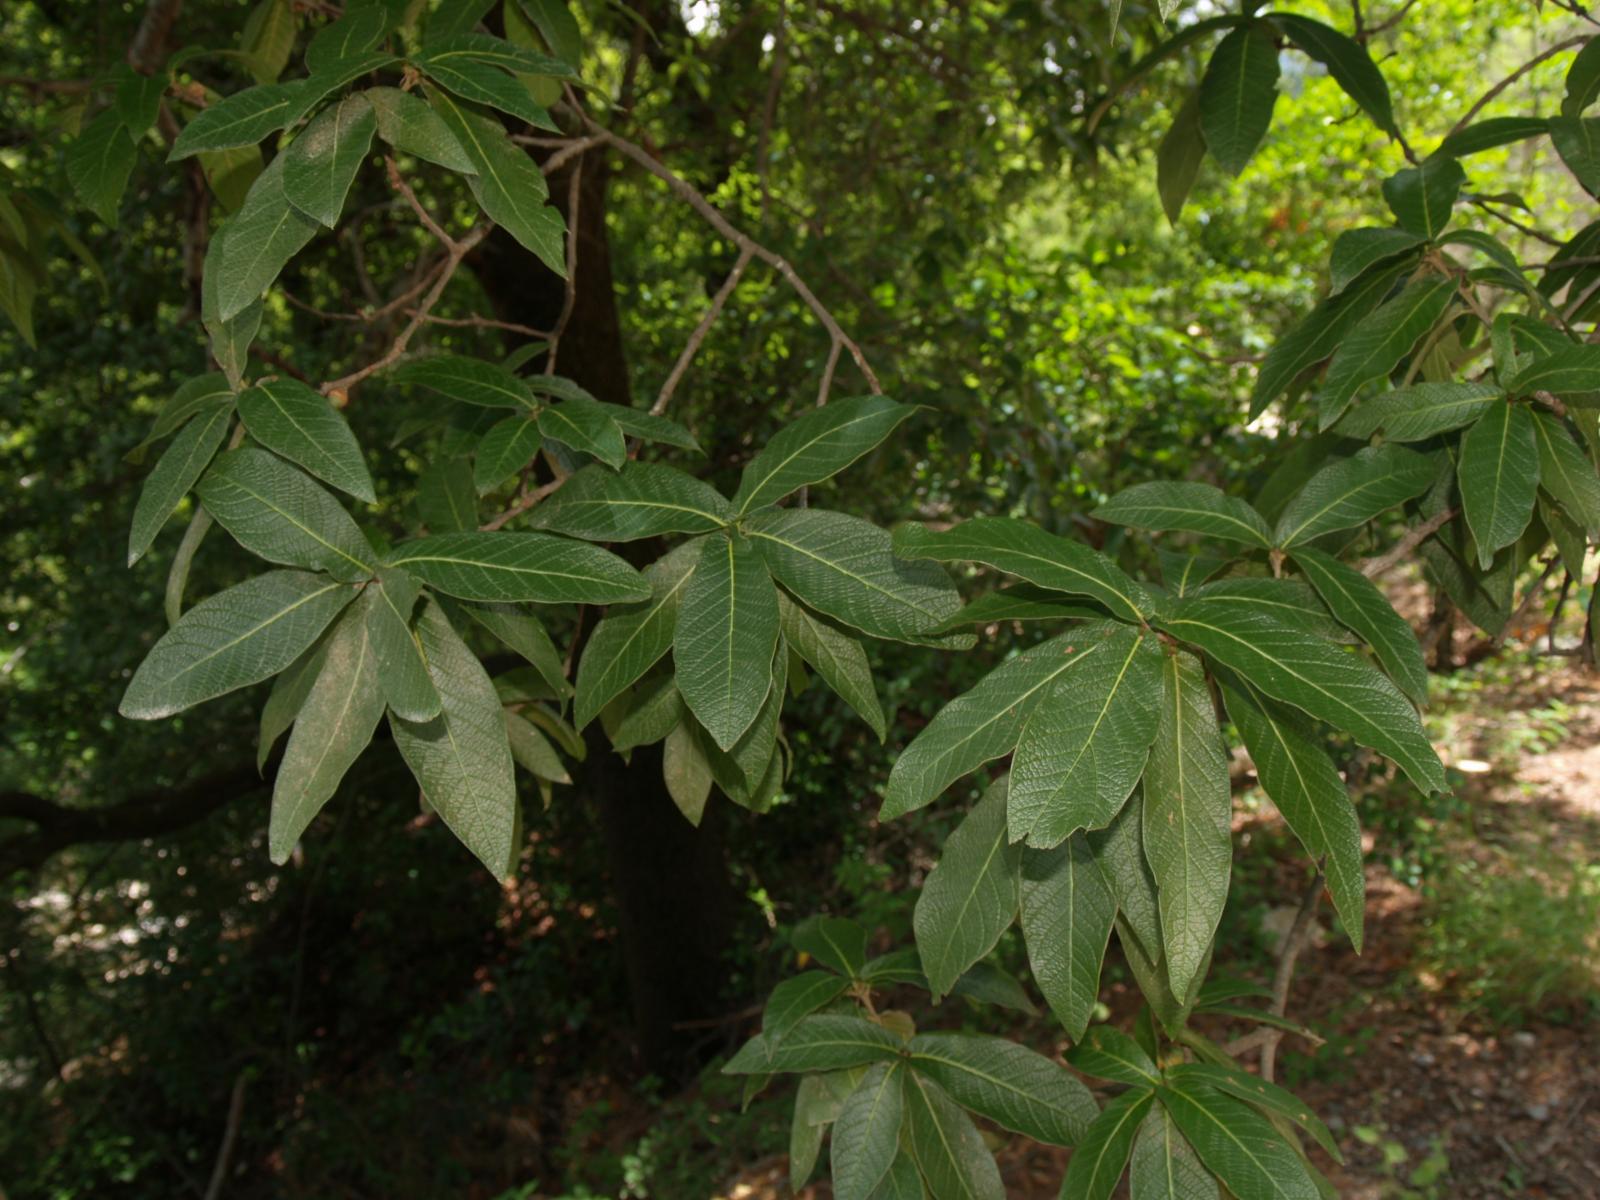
203, 153, 321, 322
169, 82, 306, 159
662, 718, 714, 825
413, 45, 557, 130
1433, 116, 1550, 160
1192, 577, 1351, 644
128, 398, 233, 564
901, 1072, 1005, 1200
305, 4, 386, 72
1156, 1082, 1320, 1200
1090, 794, 1163, 962
475, 413, 542, 494
390, 531, 648, 604
1158, 89, 1205, 225
1335, 381, 1502, 442
600, 404, 700, 452
417, 456, 477, 532
1159, 551, 1228, 598
1062, 1087, 1156, 1200
832, 1063, 905, 1200
1504, 343, 1600, 398
538, 397, 627, 468
198, 448, 376, 582
908, 1032, 1097, 1147
1552, 116, 1600, 195
882, 632, 1110, 820
428, 89, 565, 273
268, 593, 386, 861
1094, 482, 1272, 547
932, 586, 1106, 632
392, 354, 536, 409
793, 915, 869, 978
604, 675, 680, 754
461, 602, 571, 699
529, 462, 731, 541
1459, 402, 1539, 568
763, 971, 852, 1042
1545, 496, 1589, 580
1009, 624, 1164, 847
283, 93, 376, 227
1292, 547, 1427, 704
1564, 37, 1600, 118
417, 31, 578, 77
1142, 649, 1232, 1002
121, 571, 356, 719
1198, 23, 1280, 176
257, 638, 327, 770
1272, 12, 1395, 134
913, 777, 1021, 999
368, 86, 476, 172
1164, 1064, 1341, 1163
1327, 228, 1424, 295
673, 533, 779, 749
1273, 444, 1436, 547
66, 109, 137, 226
1381, 156, 1466, 240
389, 600, 517, 876
137, 373, 235, 451
1531, 409, 1600, 534
505, 709, 568, 782
748, 509, 961, 642
1158, 597, 1446, 792
1219, 675, 1363, 949
893, 518, 1153, 623
1020, 836, 1116, 1043
722, 1014, 905, 1075
1130, 1105, 1219, 1200
1316, 274, 1459, 428
701, 640, 786, 803
780, 594, 886, 740
1068, 1026, 1161, 1088
575, 541, 699, 728
113, 64, 166, 139
364, 567, 440, 721
789, 1074, 832, 1193
1249, 259, 1412, 418
733, 397, 915, 514
237, 377, 375, 502
866, 1155, 924, 1200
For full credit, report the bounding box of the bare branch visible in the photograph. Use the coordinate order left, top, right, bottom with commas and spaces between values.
1450, 36, 1587, 137
545, 159, 585, 376
651, 245, 754, 416
1260, 869, 1324, 1082
1360, 506, 1458, 578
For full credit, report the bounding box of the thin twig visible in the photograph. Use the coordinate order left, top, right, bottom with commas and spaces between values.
1470, 198, 1567, 248
816, 339, 842, 408
1261, 869, 1325, 1083
480, 478, 565, 531
384, 156, 455, 249
545, 159, 585, 376
402, 310, 551, 339
1451, 36, 1588, 136
202, 1072, 248, 1200
1361, 507, 1458, 578
651, 245, 754, 416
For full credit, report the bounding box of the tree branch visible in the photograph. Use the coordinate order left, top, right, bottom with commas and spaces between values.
1450, 36, 1587, 137
1360, 506, 1458, 578
651, 245, 754, 416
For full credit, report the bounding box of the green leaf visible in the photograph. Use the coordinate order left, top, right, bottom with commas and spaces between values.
931, 586, 1106, 632
240, 0, 296, 83
364, 567, 441, 722
779, 594, 886, 740
1192, 578, 1353, 644
305, 6, 387, 74
169, 82, 306, 160
881, 632, 1107, 821
673, 533, 780, 750
901, 1072, 1005, 1200
283, 93, 376, 227
1564, 38, 1600, 118
867, 1155, 926, 1200
201, 288, 261, 390
198, 448, 375, 582
1544, 496, 1589, 580
202, 151, 321, 322
475, 413, 542, 494
66, 109, 137, 226
722, 1015, 905, 1075
1432, 116, 1549, 160
1120, 916, 1204, 1035
1327, 228, 1425, 295
1270, 12, 1394, 134
367, 86, 476, 172
1067, 1025, 1161, 1087
1459, 402, 1539, 568
948, 961, 1037, 1014
732, 397, 916, 513
393, 354, 535, 409
514, 0, 582, 65
1504, 343, 1600, 397
422, 0, 495, 40
601, 405, 701, 452
1551, 116, 1600, 195
1130, 1105, 1219, 1200
1157, 89, 1205, 225
114, 64, 167, 139
120, 571, 356, 719
1062, 1087, 1156, 1200
1159, 551, 1227, 598
892, 518, 1152, 623
417, 456, 478, 533
663, 719, 714, 826
1094, 482, 1271, 547
1157, 597, 1447, 792
1198, 23, 1280, 176
700, 639, 786, 807
793, 915, 869, 978
789, 1074, 831, 1192
413, 45, 557, 130
1531, 410, 1600, 534
913, 776, 1021, 1000
574, 541, 698, 728
763, 971, 851, 1041
1090, 796, 1164, 960
1316, 274, 1459, 429
428, 89, 565, 274
1250, 259, 1413, 419
1009, 624, 1163, 847
461, 602, 571, 699
1164, 1064, 1341, 1163
389, 600, 517, 877
268, 593, 385, 862
538, 398, 627, 468
137, 373, 235, 451
908, 1032, 1097, 1146
1020, 836, 1116, 1042
257, 637, 326, 770
505, 708, 568, 782
390, 531, 648, 604
749, 509, 962, 643
1156, 1082, 1320, 1200
1382, 156, 1466, 239
603, 674, 680, 754
1142, 649, 1232, 1002
1334, 381, 1502, 442
529, 462, 731, 541
1218, 675, 1364, 951
237, 377, 376, 502
416, 31, 578, 78
1292, 547, 1426, 704
832, 1063, 905, 1200
128, 398, 233, 565
1273, 444, 1436, 547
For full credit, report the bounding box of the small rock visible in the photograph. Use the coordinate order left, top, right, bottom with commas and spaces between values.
1526, 1103, 1551, 1122
1511, 1031, 1537, 1049
1412, 1051, 1436, 1066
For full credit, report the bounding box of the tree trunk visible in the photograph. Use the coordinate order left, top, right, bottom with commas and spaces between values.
473, 156, 742, 1081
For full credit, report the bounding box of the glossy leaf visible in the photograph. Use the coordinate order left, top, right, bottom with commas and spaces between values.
1272, 12, 1394, 133
1020, 835, 1116, 1042
733, 396, 915, 513
575, 541, 698, 728
391, 531, 647, 605
1459, 401, 1539, 568
128, 398, 233, 565
763, 971, 851, 1042
364, 567, 441, 722
1564, 37, 1600, 118
1381, 156, 1466, 239
1198, 24, 1280, 176
237, 377, 375, 502
529, 462, 731, 541
1273, 444, 1436, 547
1327, 228, 1424, 295
283, 93, 376, 227
1433, 116, 1549, 159
1551, 116, 1600, 195
907, 1032, 1097, 1146
673, 534, 780, 749
1061, 1087, 1156, 1200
